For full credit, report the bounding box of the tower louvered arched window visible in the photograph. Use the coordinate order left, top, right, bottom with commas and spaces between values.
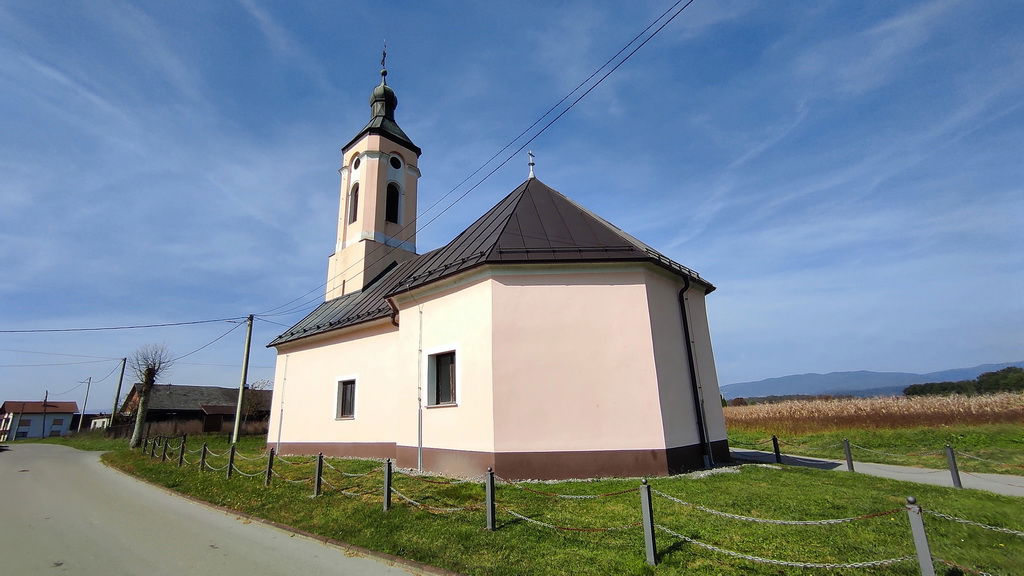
349, 183, 359, 224
385, 182, 400, 224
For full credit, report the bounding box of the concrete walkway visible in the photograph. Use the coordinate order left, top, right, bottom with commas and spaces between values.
0, 444, 447, 576
730, 448, 1024, 497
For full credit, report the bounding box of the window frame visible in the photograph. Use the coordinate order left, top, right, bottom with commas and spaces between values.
336, 378, 356, 420
18, 418, 31, 427
385, 182, 401, 224
349, 183, 360, 224
427, 350, 457, 407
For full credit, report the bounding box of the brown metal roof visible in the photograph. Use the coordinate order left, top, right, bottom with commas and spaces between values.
1, 401, 79, 414
269, 178, 713, 347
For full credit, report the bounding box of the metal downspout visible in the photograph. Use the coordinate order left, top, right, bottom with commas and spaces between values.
679, 277, 714, 469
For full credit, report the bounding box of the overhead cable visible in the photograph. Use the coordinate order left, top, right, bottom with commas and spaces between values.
256, 0, 697, 317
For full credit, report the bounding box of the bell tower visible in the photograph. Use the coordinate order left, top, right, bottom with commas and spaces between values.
326, 56, 421, 299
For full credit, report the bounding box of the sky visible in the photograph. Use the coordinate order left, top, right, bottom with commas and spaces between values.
1, 0, 1022, 412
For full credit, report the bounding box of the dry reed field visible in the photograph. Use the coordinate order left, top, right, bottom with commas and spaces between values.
725, 392, 1024, 434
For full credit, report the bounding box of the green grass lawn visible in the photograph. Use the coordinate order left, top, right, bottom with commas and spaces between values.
26, 429, 132, 451
90, 436, 1023, 576
728, 423, 1024, 474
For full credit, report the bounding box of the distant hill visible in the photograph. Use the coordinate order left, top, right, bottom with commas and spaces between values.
721, 361, 1024, 400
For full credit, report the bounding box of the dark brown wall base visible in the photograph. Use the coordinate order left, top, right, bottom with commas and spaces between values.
271, 440, 731, 480
272, 441, 397, 460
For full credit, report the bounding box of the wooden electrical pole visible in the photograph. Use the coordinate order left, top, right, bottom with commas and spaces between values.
110, 357, 127, 428
231, 314, 254, 444
77, 377, 92, 433
41, 390, 48, 439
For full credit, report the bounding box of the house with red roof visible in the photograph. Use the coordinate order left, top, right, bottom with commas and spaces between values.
0, 401, 79, 441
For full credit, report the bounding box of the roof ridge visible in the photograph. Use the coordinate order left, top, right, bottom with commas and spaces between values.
480, 179, 533, 261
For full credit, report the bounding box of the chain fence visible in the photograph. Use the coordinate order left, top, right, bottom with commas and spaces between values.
655, 524, 915, 570
730, 433, 1023, 491
936, 557, 996, 576
319, 476, 365, 497
651, 489, 902, 525
136, 438, 1020, 574
924, 509, 1024, 538
323, 459, 372, 477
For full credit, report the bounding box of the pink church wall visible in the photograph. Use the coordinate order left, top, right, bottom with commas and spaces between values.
489, 267, 669, 453
268, 262, 728, 477
268, 321, 403, 447
394, 276, 496, 454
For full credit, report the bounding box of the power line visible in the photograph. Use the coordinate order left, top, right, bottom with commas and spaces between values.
177, 361, 275, 368
91, 359, 124, 384
170, 321, 245, 363
256, 0, 697, 318
254, 316, 293, 328
0, 316, 248, 334
53, 380, 88, 396
0, 359, 114, 368
0, 348, 120, 360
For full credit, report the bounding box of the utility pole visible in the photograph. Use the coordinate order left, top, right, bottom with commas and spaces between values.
41, 390, 48, 439
231, 314, 254, 444
77, 377, 92, 433
110, 357, 127, 428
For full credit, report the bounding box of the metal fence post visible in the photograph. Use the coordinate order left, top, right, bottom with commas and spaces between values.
264, 448, 275, 488
772, 435, 782, 464
160, 438, 169, 462
905, 497, 936, 576
142, 436, 148, 452
945, 445, 962, 489
639, 479, 657, 566
843, 438, 855, 472
485, 467, 496, 531
314, 452, 323, 497
200, 442, 208, 471
150, 437, 157, 458
227, 444, 236, 479
177, 435, 186, 467
383, 458, 392, 512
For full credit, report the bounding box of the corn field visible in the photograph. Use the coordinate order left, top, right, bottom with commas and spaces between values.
724, 392, 1024, 434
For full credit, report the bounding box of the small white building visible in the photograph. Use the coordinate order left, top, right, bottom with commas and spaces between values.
266, 68, 728, 479
90, 415, 112, 430
0, 401, 79, 441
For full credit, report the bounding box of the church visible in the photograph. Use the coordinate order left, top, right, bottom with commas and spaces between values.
266, 65, 729, 480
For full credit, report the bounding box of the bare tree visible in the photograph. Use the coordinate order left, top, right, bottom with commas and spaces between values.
128, 344, 173, 448
242, 378, 273, 422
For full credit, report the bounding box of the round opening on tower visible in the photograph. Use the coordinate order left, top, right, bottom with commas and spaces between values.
389, 156, 402, 170
353, 156, 361, 170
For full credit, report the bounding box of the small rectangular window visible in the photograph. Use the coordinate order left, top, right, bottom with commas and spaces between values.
52, 418, 64, 425
337, 379, 355, 419
18, 419, 31, 427
428, 351, 456, 406
16, 431, 28, 438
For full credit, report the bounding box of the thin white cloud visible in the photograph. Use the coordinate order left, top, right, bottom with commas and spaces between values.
794, 0, 962, 96
236, 0, 332, 89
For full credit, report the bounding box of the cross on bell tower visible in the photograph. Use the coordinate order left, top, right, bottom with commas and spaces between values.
326, 53, 422, 299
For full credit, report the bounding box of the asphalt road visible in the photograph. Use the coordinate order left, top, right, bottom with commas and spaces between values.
731, 448, 1024, 497
0, 443, 430, 575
